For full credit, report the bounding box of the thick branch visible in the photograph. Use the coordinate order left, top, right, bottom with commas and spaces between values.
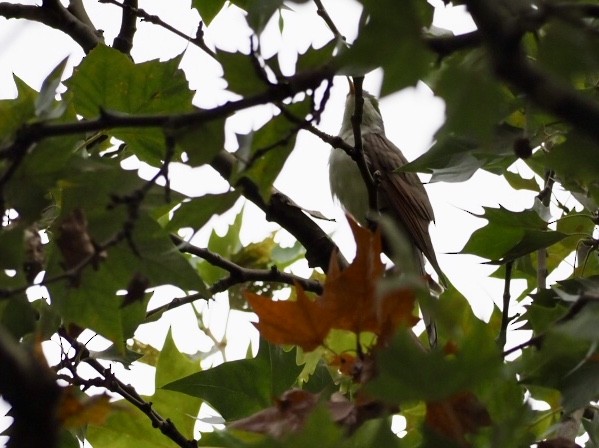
211, 151, 344, 271
0, 326, 61, 448
465, 0, 599, 144
112, 0, 137, 54
0, 2, 100, 52
100, 0, 216, 58
424, 30, 482, 57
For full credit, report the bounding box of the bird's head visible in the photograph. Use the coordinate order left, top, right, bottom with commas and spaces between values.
340, 80, 385, 135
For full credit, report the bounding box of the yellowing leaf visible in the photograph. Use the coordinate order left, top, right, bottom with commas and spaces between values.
58, 387, 114, 428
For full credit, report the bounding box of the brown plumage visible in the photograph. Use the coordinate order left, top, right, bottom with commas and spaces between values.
361, 132, 444, 282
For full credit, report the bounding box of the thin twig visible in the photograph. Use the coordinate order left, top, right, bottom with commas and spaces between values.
537, 170, 555, 289
174, 236, 323, 293
313, 0, 345, 42
99, 0, 216, 59
58, 329, 197, 448
349, 77, 378, 220
498, 260, 513, 349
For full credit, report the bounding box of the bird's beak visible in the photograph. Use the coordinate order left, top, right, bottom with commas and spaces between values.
346, 77, 354, 94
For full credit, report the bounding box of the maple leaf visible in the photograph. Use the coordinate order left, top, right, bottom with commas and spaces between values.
247, 216, 418, 352
324, 219, 418, 335
246, 288, 334, 352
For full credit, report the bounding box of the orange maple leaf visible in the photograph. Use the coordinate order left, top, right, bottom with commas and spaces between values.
247, 217, 418, 352
246, 287, 334, 352
324, 219, 418, 334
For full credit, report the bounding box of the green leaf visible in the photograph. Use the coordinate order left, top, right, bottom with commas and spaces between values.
400, 124, 521, 182
503, 171, 540, 192
196, 208, 244, 284
434, 52, 509, 142
0, 76, 36, 143
461, 206, 568, 263
0, 295, 36, 340
336, 0, 433, 95
295, 39, 339, 73
35, 56, 69, 119
366, 326, 501, 403
175, 117, 226, 166
88, 345, 143, 366
232, 100, 310, 200
167, 191, 240, 232
241, 0, 283, 35
217, 50, 266, 96
538, 21, 599, 80
0, 225, 25, 270
156, 328, 200, 388
69, 44, 194, 117
163, 339, 302, 420
86, 389, 200, 448
192, 0, 226, 25
45, 163, 203, 350
346, 418, 402, 448
540, 131, 599, 204
68, 45, 194, 165
5, 97, 81, 223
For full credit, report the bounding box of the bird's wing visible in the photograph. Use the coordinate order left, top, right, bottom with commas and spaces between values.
362, 132, 437, 264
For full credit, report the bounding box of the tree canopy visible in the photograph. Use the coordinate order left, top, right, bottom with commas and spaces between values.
2, 1, 599, 447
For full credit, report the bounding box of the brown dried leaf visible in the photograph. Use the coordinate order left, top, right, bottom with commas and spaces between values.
229, 389, 319, 438
426, 391, 492, 447
56, 208, 96, 269
23, 225, 44, 283
230, 389, 393, 438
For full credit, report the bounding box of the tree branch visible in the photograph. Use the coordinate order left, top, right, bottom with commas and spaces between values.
0, 325, 61, 448
465, 0, 599, 145
99, 0, 216, 59
498, 260, 513, 349
424, 30, 482, 58
112, 0, 137, 54
0, 68, 342, 274
0, 1, 101, 53
349, 77, 378, 221
313, 0, 346, 43
211, 151, 344, 271
58, 329, 196, 448
174, 236, 323, 294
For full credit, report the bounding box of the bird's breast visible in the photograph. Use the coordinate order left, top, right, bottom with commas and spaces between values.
328, 145, 369, 226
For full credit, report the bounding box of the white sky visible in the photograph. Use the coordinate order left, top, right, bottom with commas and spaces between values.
0, 0, 571, 442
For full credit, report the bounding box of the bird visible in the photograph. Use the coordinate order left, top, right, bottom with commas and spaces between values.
328, 81, 446, 344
